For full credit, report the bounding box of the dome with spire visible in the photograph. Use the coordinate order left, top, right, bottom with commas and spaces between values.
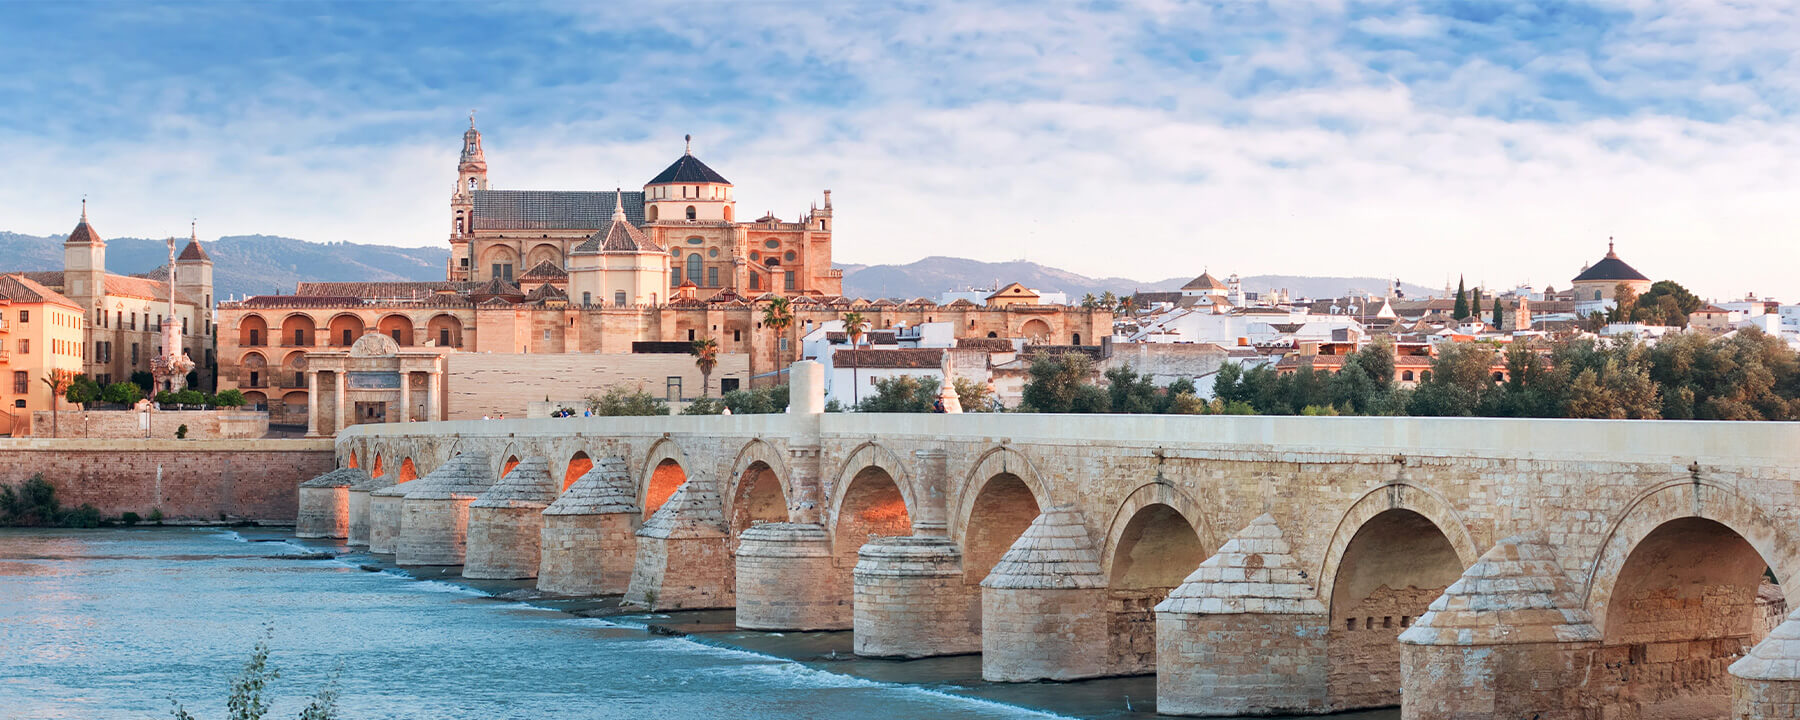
646, 135, 730, 186
1572, 239, 1649, 283
574, 190, 664, 254
177, 222, 211, 263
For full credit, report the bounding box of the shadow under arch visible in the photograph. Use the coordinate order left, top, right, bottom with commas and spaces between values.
638, 437, 695, 517
1582, 477, 1799, 632
950, 445, 1053, 541
1315, 481, 1482, 600
1098, 481, 1216, 583
827, 441, 916, 532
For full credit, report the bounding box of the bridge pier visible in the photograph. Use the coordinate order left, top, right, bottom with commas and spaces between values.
395, 452, 494, 566
979, 506, 1109, 682
344, 468, 377, 546
367, 476, 404, 555
1155, 514, 1329, 716
464, 457, 556, 579
1397, 532, 1601, 720
735, 523, 846, 629
296, 469, 355, 539
1732, 608, 1800, 719
538, 456, 640, 596
853, 536, 979, 657
625, 480, 734, 610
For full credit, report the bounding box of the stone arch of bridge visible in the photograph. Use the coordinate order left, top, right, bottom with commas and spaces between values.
638, 437, 694, 519
397, 457, 418, 483
1098, 481, 1216, 585
494, 442, 524, 479
951, 445, 1052, 542
1315, 481, 1481, 604
563, 450, 593, 491
1583, 477, 1798, 634
828, 442, 916, 531
828, 442, 916, 566
726, 439, 792, 537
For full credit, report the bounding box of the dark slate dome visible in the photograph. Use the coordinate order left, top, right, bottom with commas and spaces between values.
647, 154, 731, 186
1572, 243, 1649, 283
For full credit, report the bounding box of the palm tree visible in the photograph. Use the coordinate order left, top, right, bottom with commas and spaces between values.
1080, 293, 1098, 310
1118, 294, 1138, 316
841, 311, 867, 406
690, 337, 720, 398
39, 371, 73, 438
761, 296, 794, 365
1100, 291, 1118, 312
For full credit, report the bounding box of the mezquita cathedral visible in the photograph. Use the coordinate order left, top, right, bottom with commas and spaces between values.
213, 119, 1105, 434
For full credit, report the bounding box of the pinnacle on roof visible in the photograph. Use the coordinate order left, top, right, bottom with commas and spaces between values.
177, 221, 212, 263
460, 111, 486, 165
574, 189, 663, 254
66, 201, 103, 246
646, 137, 731, 186
1571, 237, 1649, 283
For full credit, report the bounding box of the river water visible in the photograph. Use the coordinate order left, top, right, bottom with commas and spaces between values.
0, 528, 1398, 720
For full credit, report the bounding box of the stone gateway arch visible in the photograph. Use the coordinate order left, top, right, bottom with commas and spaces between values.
313, 409, 1800, 719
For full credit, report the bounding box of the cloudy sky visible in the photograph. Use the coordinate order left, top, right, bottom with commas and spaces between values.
3, 1, 1797, 298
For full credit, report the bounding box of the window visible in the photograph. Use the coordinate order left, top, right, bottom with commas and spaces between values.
17, 339, 27, 354
1594, 290, 1603, 301
764, 239, 780, 249
249, 328, 261, 346
131, 343, 139, 365
707, 267, 718, 287
12, 371, 26, 394
116, 310, 122, 328
581, 292, 591, 306
784, 271, 796, 291
784, 250, 796, 261
294, 329, 306, 346
182, 318, 189, 335
778, 338, 788, 351
614, 291, 627, 307
342, 329, 354, 346
1402, 370, 1414, 381
686, 254, 703, 285
687, 329, 695, 341
708, 247, 718, 258
686, 237, 703, 245
250, 371, 259, 387
749, 274, 759, 290
17, 310, 26, 323
542, 329, 551, 340
666, 376, 682, 402
1073, 333, 1081, 345
720, 378, 739, 393
732, 329, 741, 342
685, 206, 696, 220
391, 329, 403, 343
749, 251, 759, 260
439, 328, 451, 347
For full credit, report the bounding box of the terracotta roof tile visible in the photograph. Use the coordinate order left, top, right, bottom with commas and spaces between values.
835, 348, 944, 369
0, 274, 81, 309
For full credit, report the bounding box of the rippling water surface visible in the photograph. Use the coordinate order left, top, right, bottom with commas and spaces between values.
0, 528, 1057, 720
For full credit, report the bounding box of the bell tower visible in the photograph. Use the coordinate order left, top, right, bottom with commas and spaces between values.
449, 113, 488, 281
63, 199, 106, 304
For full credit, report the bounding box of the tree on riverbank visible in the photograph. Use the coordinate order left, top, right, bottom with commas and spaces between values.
0, 475, 100, 527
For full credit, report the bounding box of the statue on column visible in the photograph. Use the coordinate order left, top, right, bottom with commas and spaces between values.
936, 349, 962, 414
149, 236, 195, 394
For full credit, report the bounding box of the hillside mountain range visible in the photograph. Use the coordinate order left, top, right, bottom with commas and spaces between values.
0, 232, 1432, 304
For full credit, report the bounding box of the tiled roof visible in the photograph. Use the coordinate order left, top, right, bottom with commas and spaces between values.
574, 209, 663, 254
826, 330, 897, 345
956, 337, 1016, 351
471, 277, 523, 297
646, 154, 731, 185
525, 283, 567, 301
518, 260, 568, 281
178, 239, 211, 262
239, 295, 365, 308
986, 282, 1037, 300
1181, 272, 1227, 291
0, 274, 81, 309
472, 190, 646, 230
834, 348, 945, 369
296, 281, 475, 299
67, 219, 103, 245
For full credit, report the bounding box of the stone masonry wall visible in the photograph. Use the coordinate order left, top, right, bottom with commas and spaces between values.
33, 409, 268, 440
0, 438, 330, 523
1329, 584, 1445, 710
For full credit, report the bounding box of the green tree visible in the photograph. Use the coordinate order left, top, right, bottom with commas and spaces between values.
1631, 280, 1702, 327
102, 382, 144, 406
1100, 291, 1118, 312
1021, 353, 1106, 413
1491, 298, 1504, 328
856, 375, 939, 413
1407, 343, 1499, 416
1452, 277, 1469, 320
1080, 293, 1098, 310
65, 374, 102, 407
761, 296, 794, 362
1469, 287, 1482, 322
953, 377, 994, 413
212, 389, 248, 408
1104, 365, 1159, 414
39, 370, 75, 438
841, 311, 868, 405
680, 397, 726, 415
584, 386, 668, 416
690, 337, 720, 397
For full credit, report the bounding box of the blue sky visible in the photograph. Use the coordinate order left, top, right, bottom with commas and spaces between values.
3, 1, 1797, 298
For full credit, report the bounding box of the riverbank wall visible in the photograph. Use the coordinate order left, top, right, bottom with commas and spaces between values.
0, 438, 333, 523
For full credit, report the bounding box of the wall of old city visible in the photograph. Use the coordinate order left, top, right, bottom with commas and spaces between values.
31, 409, 268, 439
444, 352, 751, 420
0, 438, 332, 522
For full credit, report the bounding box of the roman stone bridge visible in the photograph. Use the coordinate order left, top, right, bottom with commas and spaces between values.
303, 383, 1800, 718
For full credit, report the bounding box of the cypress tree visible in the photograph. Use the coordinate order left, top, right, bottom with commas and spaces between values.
1452, 276, 1469, 320
1470, 287, 1482, 321
1492, 298, 1504, 328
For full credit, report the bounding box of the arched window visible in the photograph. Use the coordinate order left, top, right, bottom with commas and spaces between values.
685, 206, 696, 220
686, 254, 703, 285
1402, 370, 1414, 381
1072, 333, 1081, 345
614, 291, 627, 306
1594, 290, 1603, 301
582, 292, 591, 306
647, 206, 658, 222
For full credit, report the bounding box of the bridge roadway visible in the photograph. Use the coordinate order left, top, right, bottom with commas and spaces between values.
309, 403, 1800, 718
